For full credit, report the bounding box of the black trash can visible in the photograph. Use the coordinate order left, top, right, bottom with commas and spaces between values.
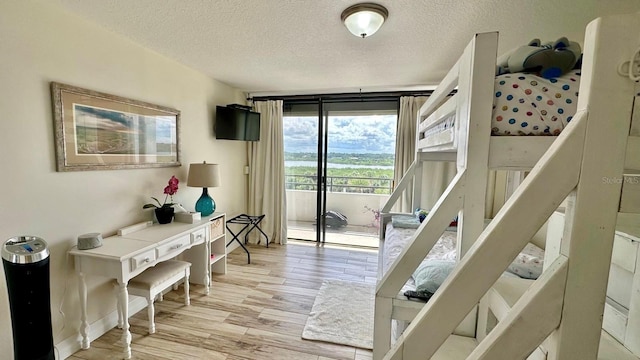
2, 236, 54, 360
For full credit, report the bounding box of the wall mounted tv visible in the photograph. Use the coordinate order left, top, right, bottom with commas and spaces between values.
214, 105, 261, 141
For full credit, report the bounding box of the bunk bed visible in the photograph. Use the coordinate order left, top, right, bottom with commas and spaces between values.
374, 12, 640, 360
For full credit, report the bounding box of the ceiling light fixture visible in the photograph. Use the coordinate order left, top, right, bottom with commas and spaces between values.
341, 3, 388, 38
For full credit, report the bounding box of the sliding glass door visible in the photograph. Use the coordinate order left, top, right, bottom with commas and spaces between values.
284, 99, 398, 247
283, 102, 321, 242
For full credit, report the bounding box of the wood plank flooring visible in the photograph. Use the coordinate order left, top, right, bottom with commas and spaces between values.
69, 240, 378, 360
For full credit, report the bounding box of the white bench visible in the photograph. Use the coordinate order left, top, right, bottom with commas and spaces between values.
116, 260, 191, 334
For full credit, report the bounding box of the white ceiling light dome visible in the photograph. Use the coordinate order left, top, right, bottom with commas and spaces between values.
341, 3, 389, 38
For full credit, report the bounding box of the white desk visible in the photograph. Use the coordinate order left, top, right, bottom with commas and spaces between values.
69, 213, 225, 359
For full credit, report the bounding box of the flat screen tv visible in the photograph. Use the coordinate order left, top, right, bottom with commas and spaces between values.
214, 105, 261, 141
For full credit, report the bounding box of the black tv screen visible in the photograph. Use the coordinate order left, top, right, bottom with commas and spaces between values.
215, 105, 260, 141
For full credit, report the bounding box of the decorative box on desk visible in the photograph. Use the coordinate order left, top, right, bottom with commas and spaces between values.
182, 212, 226, 285
175, 211, 201, 224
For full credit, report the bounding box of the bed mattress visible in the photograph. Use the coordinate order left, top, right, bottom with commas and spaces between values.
422, 70, 581, 138
382, 225, 457, 293
491, 70, 580, 135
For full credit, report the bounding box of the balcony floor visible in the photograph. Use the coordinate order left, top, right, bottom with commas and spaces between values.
287, 220, 379, 248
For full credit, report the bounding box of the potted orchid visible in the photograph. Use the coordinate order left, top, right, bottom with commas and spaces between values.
143, 176, 179, 224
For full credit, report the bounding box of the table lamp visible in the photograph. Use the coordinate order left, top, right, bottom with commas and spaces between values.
187, 162, 221, 216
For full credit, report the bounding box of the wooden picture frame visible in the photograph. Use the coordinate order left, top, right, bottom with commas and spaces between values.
51, 82, 181, 171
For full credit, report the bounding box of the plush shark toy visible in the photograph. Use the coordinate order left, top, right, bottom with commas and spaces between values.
497, 37, 581, 79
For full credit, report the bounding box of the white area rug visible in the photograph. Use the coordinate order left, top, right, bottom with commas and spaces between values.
302, 279, 375, 349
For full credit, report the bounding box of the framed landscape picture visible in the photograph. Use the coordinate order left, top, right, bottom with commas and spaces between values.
51, 82, 181, 171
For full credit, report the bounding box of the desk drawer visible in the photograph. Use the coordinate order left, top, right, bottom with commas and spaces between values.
191, 228, 206, 244
130, 250, 156, 272
156, 235, 190, 259
210, 217, 224, 238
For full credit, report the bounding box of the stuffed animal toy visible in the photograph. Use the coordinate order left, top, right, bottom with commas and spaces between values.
497, 37, 581, 79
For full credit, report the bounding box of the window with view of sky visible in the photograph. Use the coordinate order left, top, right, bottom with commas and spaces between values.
284, 114, 397, 194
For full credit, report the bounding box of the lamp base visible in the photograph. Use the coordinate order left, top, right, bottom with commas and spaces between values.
195, 188, 215, 216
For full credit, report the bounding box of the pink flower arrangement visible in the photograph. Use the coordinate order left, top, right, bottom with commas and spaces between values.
143, 176, 179, 209
363, 205, 381, 228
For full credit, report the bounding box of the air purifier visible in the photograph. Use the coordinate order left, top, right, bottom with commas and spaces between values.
2, 236, 54, 360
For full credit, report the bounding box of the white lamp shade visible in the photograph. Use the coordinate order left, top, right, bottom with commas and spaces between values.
187, 162, 221, 188
341, 3, 388, 38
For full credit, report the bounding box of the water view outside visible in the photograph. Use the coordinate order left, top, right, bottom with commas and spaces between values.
283, 114, 398, 247
283, 115, 397, 194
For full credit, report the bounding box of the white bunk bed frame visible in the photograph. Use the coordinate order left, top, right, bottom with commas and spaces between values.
374, 13, 640, 360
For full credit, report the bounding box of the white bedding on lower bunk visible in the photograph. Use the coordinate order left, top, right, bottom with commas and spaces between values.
382, 222, 545, 295
382, 222, 545, 341
383, 225, 457, 294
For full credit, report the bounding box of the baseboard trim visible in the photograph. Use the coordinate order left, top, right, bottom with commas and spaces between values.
55, 297, 147, 359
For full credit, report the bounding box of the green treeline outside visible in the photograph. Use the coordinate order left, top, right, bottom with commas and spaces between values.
285, 152, 395, 194
285, 166, 394, 194
285, 152, 394, 166
285, 166, 393, 194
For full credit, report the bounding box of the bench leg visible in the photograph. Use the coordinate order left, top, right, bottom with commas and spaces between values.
184, 270, 191, 306
147, 297, 156, 334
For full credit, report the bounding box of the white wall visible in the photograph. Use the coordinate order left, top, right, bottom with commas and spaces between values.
0, 1, 247, 357
286, 190, 389, 227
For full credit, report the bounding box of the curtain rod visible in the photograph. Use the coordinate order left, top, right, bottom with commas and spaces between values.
248, 89, 442, 102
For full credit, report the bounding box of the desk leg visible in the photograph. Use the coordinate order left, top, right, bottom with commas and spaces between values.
78, 272, 90, 349
204, 239, 211, 294
118, 281, 132, 359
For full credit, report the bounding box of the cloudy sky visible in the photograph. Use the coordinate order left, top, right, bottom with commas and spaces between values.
283, 115, 397, 154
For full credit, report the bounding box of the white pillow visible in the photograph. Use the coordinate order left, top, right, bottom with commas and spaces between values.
412, 260, 456, 294
507, 243, 544, 279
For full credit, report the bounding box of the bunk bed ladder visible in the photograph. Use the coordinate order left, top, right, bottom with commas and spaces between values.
374, 31, 500, 360
543, 15, 636, 360
384, 108, 588, 360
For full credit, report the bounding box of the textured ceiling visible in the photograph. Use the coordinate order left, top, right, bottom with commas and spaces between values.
53, 0, 640, 94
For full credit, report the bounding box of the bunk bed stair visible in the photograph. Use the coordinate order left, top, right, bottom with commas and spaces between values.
474, 275, 640, 360
416, 183, 640, 360
417, 222, 640, 359
545, 208, 640, 357
389, 186, 640, 360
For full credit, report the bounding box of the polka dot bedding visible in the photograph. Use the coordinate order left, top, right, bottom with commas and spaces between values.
492, 70, 580, 135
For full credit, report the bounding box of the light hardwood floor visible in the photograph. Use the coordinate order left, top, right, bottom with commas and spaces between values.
69, 240, 378, 360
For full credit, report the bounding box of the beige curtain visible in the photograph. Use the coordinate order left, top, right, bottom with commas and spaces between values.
393, 96, 456, 213
393, 96, 425, 212
247, 100, 287, 245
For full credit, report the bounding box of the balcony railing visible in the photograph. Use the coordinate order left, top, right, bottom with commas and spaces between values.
285, 174, 393, 194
